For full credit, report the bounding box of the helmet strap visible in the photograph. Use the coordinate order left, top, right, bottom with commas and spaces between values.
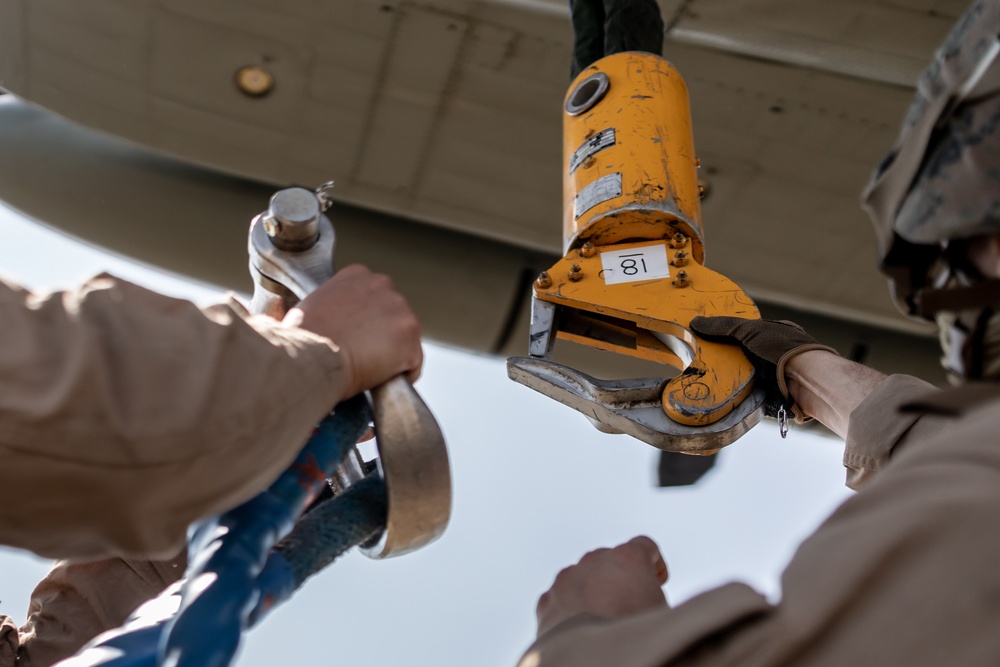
917, 279, 1000, 317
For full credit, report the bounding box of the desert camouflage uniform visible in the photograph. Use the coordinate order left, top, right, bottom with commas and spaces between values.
0, 274, 347, 666
520, 2, 1000, 665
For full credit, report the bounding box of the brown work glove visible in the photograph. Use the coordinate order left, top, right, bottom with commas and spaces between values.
689, 316, 838, 421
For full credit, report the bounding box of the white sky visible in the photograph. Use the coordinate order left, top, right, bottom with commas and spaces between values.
0, 204, 853, 666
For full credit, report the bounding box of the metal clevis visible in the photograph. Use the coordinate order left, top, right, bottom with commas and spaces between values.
507, 52, 765, 454
248, 183, 452, 558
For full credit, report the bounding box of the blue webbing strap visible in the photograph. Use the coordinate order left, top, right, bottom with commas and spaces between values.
57, 394, 385, 667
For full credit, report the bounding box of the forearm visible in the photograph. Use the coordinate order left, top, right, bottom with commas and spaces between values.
784, 350, 888, 439
0, 274, 347, 559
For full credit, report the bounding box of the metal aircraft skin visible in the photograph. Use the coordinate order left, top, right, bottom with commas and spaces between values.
0, 0, 963, 384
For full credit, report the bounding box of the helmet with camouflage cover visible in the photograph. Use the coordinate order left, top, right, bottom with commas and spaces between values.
863, 0, 1000, 322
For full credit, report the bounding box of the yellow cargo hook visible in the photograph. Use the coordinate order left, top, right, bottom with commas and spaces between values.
507, 52, 764, 453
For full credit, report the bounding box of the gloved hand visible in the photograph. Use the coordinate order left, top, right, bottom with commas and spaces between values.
689, 316, 838, 420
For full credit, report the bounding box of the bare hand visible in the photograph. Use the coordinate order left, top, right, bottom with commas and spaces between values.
536, 536, 669, 638
284, 264, 422, 398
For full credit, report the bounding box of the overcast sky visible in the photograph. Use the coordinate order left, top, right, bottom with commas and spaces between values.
0, 205, 853, 666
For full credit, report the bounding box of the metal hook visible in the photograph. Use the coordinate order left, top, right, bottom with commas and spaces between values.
777, 405, 789, 439
315, 180, 335, 212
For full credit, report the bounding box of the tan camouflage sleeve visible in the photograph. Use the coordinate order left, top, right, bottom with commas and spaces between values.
0, 616, 18, 667
517, 583, 771, 667
2, 555, 185, 667
843, 374, 943, 490
0, 274, 347, 561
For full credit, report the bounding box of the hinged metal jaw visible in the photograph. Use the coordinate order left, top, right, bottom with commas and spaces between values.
248, 186, 451, 559
508, 269, 766, 454
507, 356, 765, 453
510, 52, 766, 454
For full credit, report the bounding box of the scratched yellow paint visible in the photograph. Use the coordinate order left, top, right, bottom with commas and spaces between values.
564, 52, 704, 262
541, 52, 761, 427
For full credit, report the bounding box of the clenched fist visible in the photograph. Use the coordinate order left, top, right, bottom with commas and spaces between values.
536, 536, 669, 638
284, 264, 423, 399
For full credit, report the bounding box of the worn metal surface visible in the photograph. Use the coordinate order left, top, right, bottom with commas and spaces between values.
248, 192, 337, 303
563, 53, 704, 258
528, 236, 761, 430
248, 187, 452, 559
518, 53, 761, 445
507, 356, 765, 452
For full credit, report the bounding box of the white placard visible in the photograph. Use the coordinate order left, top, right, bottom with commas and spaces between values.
600, 244, 671, 285
574, 172, 622, 219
